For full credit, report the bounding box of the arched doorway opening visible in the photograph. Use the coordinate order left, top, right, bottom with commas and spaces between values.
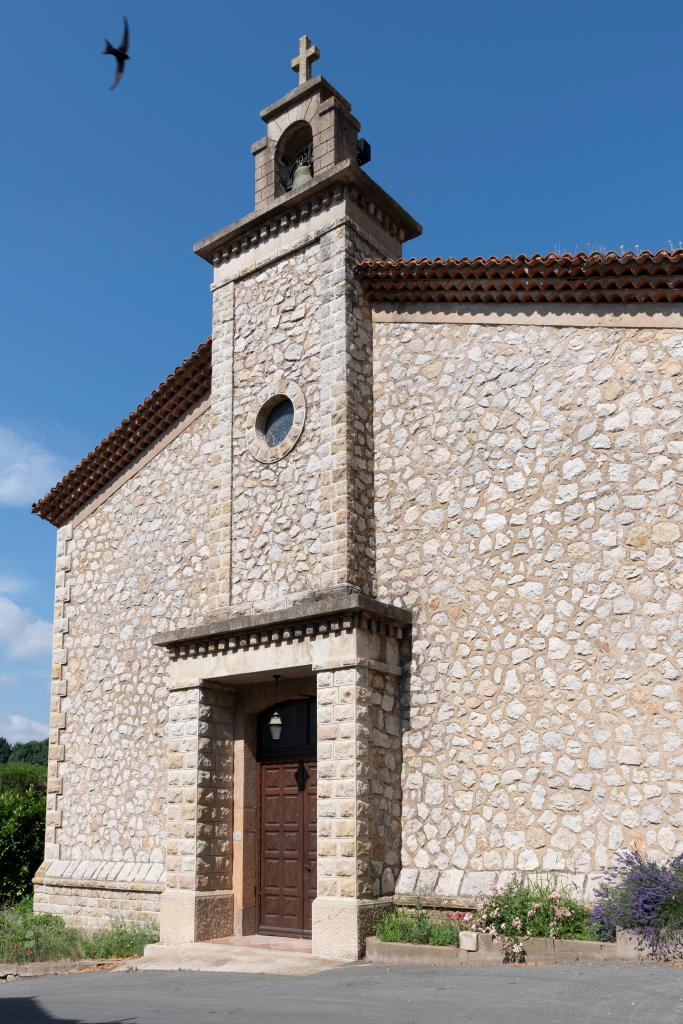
257, 697, 317, 937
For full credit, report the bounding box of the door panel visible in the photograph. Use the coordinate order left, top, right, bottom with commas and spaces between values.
259, 760, 317, 937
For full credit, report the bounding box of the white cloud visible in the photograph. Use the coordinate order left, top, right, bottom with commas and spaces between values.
0, 575, 28, 595
0, 595, 52, 660
0, 425, 64, 506
0, 714, 48, 743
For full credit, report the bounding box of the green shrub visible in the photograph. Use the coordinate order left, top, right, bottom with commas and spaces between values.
376, 907, 464, 946
83, 920, 159, 959
0, 899, 159, 963
375, 880, 597, 962
7, 739, 49, 767
0, 763, 47, 796
476, 877, 595, 942
0, 789, 46, 903
476, 877, 597, 962
0, 899, 83, 963
592, 850, 683, 960
0, 737, 11, 764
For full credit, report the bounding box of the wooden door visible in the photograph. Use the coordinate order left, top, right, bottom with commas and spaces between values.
259, 760, 317, 937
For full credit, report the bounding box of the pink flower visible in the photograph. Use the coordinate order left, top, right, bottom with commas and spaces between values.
512, 917, 522, 930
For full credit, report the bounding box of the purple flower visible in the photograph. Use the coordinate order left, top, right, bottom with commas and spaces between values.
592, 849, 683, 960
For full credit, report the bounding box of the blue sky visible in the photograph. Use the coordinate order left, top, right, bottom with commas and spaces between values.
1, 1, 681, 741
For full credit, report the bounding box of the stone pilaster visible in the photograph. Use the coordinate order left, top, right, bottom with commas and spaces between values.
317, 222, 380, 594
312, 663, 402, 959
160, 680, 235, 943
43, 524, 72, 862
206, 281, 235, 614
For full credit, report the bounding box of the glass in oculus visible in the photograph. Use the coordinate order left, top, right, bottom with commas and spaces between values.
264, 397, 294, 447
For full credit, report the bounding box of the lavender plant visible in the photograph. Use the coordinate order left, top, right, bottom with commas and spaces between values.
592, 849, 683, 961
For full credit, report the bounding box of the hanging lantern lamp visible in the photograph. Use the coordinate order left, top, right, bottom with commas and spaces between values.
268, 709, 283, 741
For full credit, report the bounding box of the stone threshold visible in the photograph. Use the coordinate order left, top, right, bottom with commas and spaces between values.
208, 934, 312, 953
366, 931, 648, 967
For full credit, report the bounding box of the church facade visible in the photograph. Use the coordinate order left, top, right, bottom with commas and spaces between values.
33, 40, 683, 960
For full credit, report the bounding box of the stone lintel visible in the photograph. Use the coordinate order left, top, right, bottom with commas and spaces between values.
311, 656, 402, 677
193, 161, 421, 264
258, 75, 352, 123
154, 587, 411, 652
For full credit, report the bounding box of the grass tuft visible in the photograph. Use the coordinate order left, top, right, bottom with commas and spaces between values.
0, 898, 158, 964
375, 906, 465, 946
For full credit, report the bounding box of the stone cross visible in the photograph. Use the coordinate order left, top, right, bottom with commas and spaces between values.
291, 35, 320, 85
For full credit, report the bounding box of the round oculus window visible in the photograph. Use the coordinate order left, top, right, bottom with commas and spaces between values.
263, 397, 294, 448
247, 379, 306, 464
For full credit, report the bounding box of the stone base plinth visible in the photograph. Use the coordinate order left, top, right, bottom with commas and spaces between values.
33, 880, 161, 931
311, 896, 393, 960
159, 889, 234, 944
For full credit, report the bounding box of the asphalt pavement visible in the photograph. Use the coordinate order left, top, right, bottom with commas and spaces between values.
0, 963, 681, 1024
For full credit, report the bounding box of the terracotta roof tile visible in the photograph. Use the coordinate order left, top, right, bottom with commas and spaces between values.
356, 249, 683, 305
33, 252, 683, 528
33, 339, 212, 527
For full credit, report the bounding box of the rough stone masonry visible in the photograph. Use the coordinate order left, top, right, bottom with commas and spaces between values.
32, 39, 682, 955
373, 316, 682, 901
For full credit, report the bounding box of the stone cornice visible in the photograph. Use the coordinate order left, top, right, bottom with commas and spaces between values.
193, 161, 422, 267
258, 74, 352, 122
154, 587, 412, 661
33, 859, 165, 892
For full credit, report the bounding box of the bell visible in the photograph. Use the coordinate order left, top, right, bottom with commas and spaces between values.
291, 163, 313, 190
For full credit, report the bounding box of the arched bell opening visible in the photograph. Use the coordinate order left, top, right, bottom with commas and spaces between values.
275, 121, 314, 195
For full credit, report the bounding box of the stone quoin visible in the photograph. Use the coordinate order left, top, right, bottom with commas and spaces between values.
32, 37, 683, 960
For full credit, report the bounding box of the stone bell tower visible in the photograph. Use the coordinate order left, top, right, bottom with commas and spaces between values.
156, 40, 420, 960
195, 36, 421, 615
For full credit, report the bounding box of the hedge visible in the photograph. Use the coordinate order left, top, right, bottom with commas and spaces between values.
0, 789, 46, 903
0, 763, 47, 796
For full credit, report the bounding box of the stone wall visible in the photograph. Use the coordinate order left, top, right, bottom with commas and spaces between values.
221, 217, 386, 611
41, 406, 212, 897
373, 313, 683, 900
160, 680, 235, 943
364, 668, 403, 897
316, 664, 402, 901
230, 244, 323, 606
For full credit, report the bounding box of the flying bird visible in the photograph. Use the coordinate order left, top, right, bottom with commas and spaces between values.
102, 16, 130, 90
